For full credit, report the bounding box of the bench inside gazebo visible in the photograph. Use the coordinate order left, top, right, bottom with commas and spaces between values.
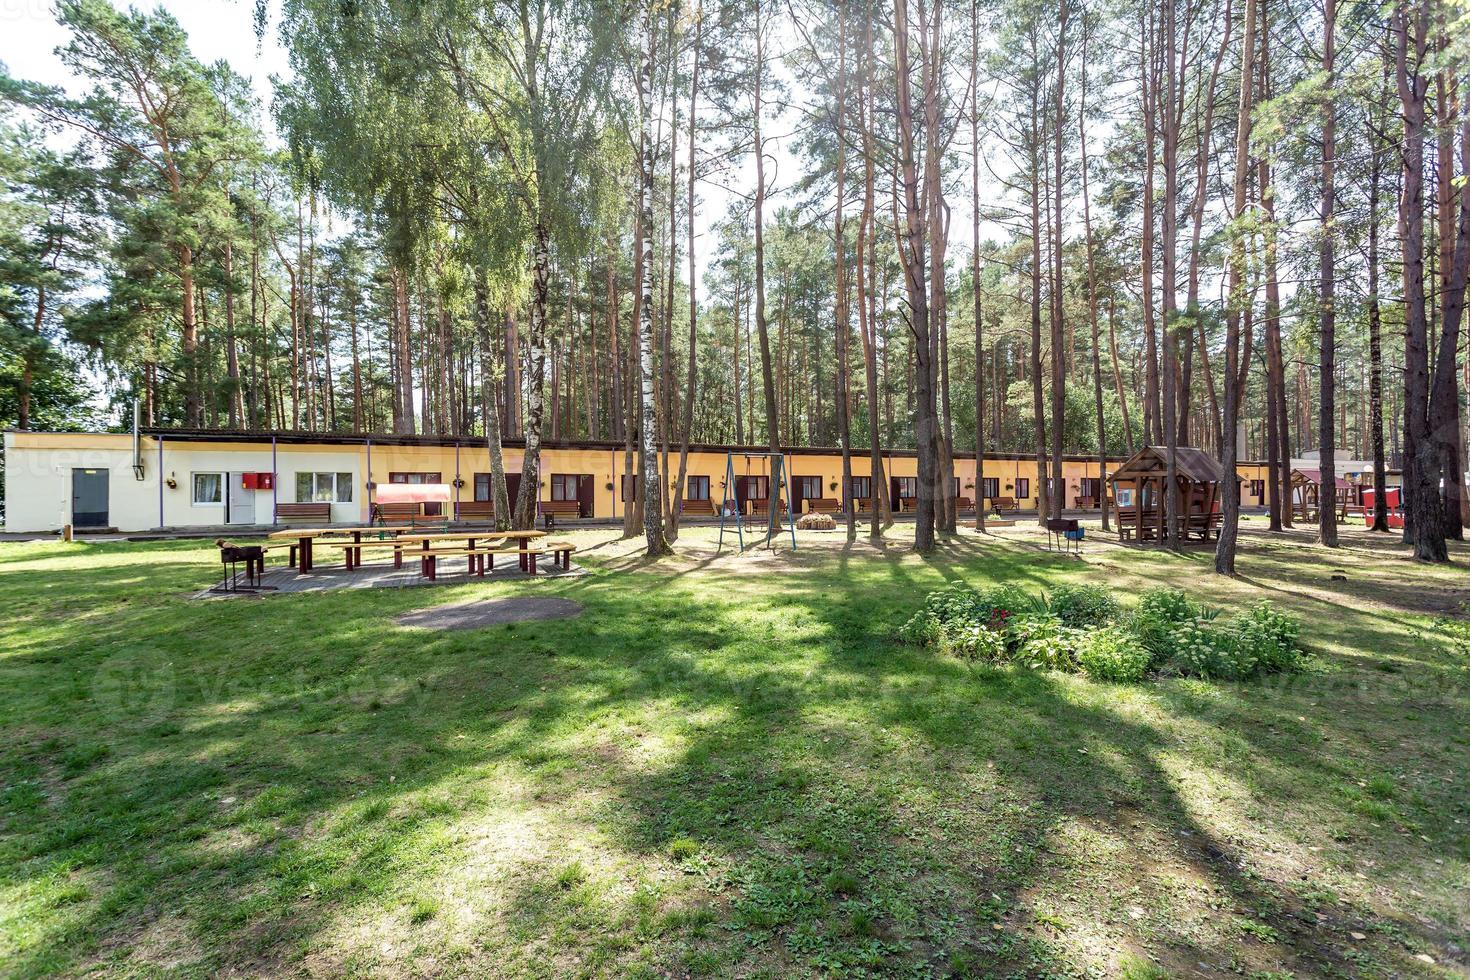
1289, 468, 1354, 523
1107, 446, 1236, 543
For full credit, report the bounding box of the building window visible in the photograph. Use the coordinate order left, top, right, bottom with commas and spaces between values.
551, 474, 580, 501
848, 476, 872, 500
795, 476, 822, 501
1250, 479, 1265, 500
894, 477, 918, 499
981, 477, 1000, 500
1015, 478, 1030, 499
1080, 477, 1101, 499
687, 475, 710, 501
296, 472, 353, 503
192, 472, 223, 505
950, 477, 961, 498
474, 473, 492, 501
621, 474, 638, 501
389, 471, 441, 484
738, 475, 769, 501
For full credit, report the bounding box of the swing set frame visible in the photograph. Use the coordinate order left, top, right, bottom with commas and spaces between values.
717, 452, 798, 551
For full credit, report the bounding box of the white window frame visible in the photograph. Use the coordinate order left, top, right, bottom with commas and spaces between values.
192, 472, 225, 506
296, 471, 355, 504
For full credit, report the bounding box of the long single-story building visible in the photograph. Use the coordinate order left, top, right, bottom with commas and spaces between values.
3, 427, 1280, 533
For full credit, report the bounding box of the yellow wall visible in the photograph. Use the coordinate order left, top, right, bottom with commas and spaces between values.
4, 430, 1283, 529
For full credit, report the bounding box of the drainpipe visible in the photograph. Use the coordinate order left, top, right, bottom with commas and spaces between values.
454, 441, 461, 519
157, 436, 164, 529
271, 436, 278, 524
366, 437, 372, 522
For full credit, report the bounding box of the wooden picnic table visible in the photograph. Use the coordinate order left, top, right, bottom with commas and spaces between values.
266, 526, 366, 572
384, 529, 547, 573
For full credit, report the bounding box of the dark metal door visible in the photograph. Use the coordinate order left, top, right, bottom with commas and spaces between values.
71, 469, 109, 528
577, 475, 594, 517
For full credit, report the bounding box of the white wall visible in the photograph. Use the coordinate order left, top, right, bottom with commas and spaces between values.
4, 435, 156, 533
3, 433, 366, 532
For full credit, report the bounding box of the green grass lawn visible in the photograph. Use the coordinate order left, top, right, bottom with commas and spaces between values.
1, 522, 1467, 978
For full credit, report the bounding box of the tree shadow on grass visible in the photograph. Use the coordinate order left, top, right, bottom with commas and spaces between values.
0, 539, 1464, 976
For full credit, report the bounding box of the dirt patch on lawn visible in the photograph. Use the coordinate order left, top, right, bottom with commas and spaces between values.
396, 597, 584, 630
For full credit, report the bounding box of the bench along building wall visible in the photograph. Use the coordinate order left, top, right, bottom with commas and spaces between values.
3, 428, 1272, 533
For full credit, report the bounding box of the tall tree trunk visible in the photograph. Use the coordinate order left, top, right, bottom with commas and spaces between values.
1049, 0, 1067, 520
672, 6, 703, 541
1430, 91, 1469, 540
858, 7, 891, 538
1395, 0, 1447, 560
970, 0, 987, 533
475, 273, 512, 530
1317, 0, 1339, 548
1216, 0, 1256, 574
1079, 17, 1108, 531
1029, 25, 1048, 527
1160, 0, 1181, 550
1140, 10, 1162, 446
895, 0, 939, 552
638, 7, 673, 555
514, 225, 552, 530
754, 0, 778, 466
925, 0, 954, 534
835, 0, 856, 539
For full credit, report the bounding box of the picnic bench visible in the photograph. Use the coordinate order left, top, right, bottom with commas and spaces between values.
415, 546, 541, 579
745, 498, 787, 521
275, 502, 332, 523
372, 501, 421, 523
455, 500, 495, 521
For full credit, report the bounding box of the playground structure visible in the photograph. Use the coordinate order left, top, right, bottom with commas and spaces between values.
717, 452, 798, 551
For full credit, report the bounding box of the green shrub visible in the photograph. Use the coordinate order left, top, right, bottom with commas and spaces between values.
1046, 584, 1121, 627
1229, 601, 1304, 672
1076, 625, 1153, 682
897, 608, 944, 646
945, 621, 1009, 662
1008, 615, 1081, 671
1131, 588, 1208, 662
923, 583, 984, 626
1167, 620, 1259, 680
974, 583, 1043, 619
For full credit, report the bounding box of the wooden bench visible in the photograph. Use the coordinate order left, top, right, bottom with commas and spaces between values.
954, 496, 973, 513
317, 539, 408, 570
745, 498, 787, 521
544, 539, 578, 570
538, 499, 581, 529
989, 496, 1018, 515
455, 500, 495, 521
419, 546, 546, 578
372, 502, 421, 523
275, 502, 331, 523
806, 497, 841, 514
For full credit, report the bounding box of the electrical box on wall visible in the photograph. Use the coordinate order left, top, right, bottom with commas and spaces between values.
242, 472, 274, 490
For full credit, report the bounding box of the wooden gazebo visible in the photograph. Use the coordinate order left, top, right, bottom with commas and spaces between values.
1107, 446, 1239, 543
1289, 468, 1354, 523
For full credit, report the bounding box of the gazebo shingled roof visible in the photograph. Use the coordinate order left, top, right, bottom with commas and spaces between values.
1108, 445, 1241, 485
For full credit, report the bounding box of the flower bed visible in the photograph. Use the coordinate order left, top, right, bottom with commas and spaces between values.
897, 583, 1307, 682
